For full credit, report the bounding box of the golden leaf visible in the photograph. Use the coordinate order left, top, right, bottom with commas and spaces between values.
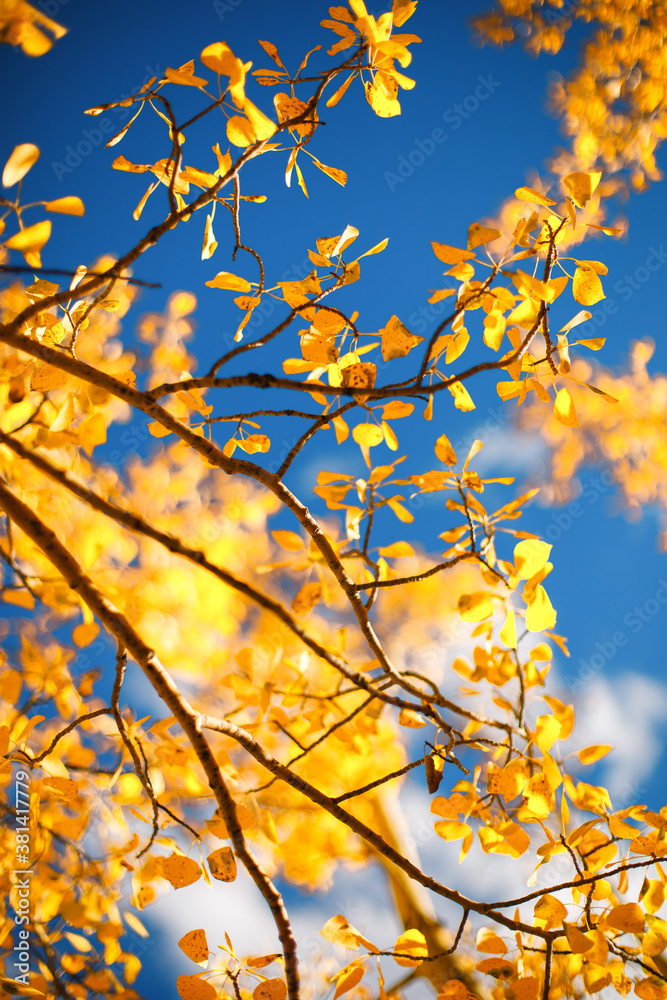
178, 929, 209, 967
207, 846, 237, 882
161, 855, 202, 889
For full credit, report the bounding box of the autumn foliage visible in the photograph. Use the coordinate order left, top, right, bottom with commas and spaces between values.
0, 3, 666, 1000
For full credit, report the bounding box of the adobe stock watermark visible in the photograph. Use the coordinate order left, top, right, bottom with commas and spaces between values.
565, 578, 667, 693
213, 0, 243, 21
34, 0, 69, 15
384, 74, 501, 192
575, 244, 667, 339
51, 65, 163, 182
12, 765, 33, 988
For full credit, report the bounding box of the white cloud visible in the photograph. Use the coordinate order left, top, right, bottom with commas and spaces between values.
566, 671, 667, 803
474, 427, 548, 475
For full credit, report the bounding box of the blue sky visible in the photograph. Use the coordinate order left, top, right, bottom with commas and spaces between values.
2, 0, 667, 992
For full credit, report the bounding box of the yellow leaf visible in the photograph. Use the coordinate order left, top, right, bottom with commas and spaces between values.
247, 955, 282, 969
291, 582, 322, 616
332, 967, 364, 1000
510, 978, 541, 1000
359, 237, 389, 258
438, 980, 473, 1000
534, 894, 567, 925
254, 980, 287, 1000
2, 144, 39, 187
606, 902, 645, 935
448, 381, 475, 411
515, 186, 556, 207
578, 744, 613, 765
379, 542, 414, 558
178, 929, 209, 967
514, 539, 552, 579
165, 66, 209, 88
207, 846, 237, 882
176, 975, 217, 1000
535, 714, 561, 753
5, 220, 52, 261
352, 423, 383, 448
43, 196, 84, 216
365, 77, 401, 117
431, 242, 475, 266
565, 923, 594, 954
148, 422, 172, 438
573, 266, 605, 305
393, 928, 428, 967
3, 591, 34, 610
586, 223, 622, 236
563, 171, 602, 209
475, 958, 515, 980
635, 979, 667, 1000
319, 914, 377, 952
380, 314, 423, 361
205, 272, 252, 292
499, 609, 516, 648
0, 980, 45, 999
244, 98, 277, 139
339, 362, 376, 390
559, 310, 592, 334
641, 881, 665, 915
399, 708, 427, 728
311, 157, 347, 186
72, 623, 99, 648
42, 776, 80, 800
112, 154, 150, 173
458, 592, 494, 622
201, 210, 217, 261
50, 393, 75, 433
78, 412, 107, 456
29, 363, 68, 391
435, 433, 457, 465
434, 820, 471, 843
227, 115, 256, 147
476, 927, 507, 954
554, 387, 578, 427
162, 854, 202, 889
468, 223, 501, 250
271, 530, 303, 552
525, 585, 556, 632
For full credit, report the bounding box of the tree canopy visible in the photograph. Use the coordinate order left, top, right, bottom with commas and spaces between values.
0, 3, 666, 1000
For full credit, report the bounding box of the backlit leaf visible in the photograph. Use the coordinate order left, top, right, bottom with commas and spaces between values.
431, 242, 475, 265
162, 855, 202, 889
176, 976, 217, 1000
435, 433, 457, 465
253, 980, 287, 1000
205, 272, 252, 292
178, 929, 209, 967
329, 966, 363, 1000
563, 171, 602, 209
291, 582, 322, 616
578, 744, 613, 765
573, 266, 605, 305
207, 846, 237, 882
393, 928, 428, 967
514, 539, 552, 579
607, 902, 645, 935
515, 186, 556, 207
554, 387, 578, 427
2, 144, 39, 187
44, 196, 85, 216
468, 223, 501, 250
